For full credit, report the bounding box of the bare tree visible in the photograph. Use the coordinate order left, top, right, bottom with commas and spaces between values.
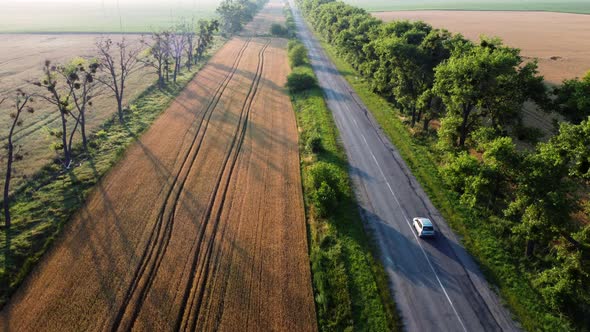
184, 20, 196, 71
32, 60, 74, 168
96, 37, 144, 123
170, 25, 188, 83
3, 91, 34, 227
141, 30, 172, 88
61, 58, 101, 150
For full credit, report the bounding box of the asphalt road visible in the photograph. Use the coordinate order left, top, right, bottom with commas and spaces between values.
288, 1, 520, 331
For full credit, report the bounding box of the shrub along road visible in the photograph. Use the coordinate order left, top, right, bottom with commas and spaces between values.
289, 0, 519, 331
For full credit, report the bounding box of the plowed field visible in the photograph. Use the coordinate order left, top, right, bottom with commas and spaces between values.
0, 2, 317, 330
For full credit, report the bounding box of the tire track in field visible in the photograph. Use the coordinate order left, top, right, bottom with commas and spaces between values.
110, 37, 252, 331
175, 38, 271, 332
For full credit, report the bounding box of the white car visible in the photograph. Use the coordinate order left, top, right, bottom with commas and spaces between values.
413, 217, 435, 238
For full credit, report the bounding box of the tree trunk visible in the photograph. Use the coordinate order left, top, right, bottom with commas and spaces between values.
423, 116, 430, 131
80, 109, 87, 150
117, 80, 125, 123
562, 232, 583, 250
3, 106, 21, 227
165, 60, 170, 82
157, 62, 164, 88
60, 110, 71, 168
186, 47, 193, 71
410, 106, 417, 127
525, 239, 535, 257
68, 111, 82, 155
173, 58, 179, 82
117, 97, 124, 123
459, 105, 471, 147
4, 138, 13, 228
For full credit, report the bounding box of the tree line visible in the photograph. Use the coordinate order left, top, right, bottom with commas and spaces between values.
217, 0, 268, 35
297, 0, 590, 328
1, 0, 266, 228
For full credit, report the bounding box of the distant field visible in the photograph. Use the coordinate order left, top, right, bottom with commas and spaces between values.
375, 11, 590, 85
0, 0, 220, 33
344, 0, 590, 14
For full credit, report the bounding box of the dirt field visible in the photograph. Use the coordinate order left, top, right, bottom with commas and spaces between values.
0, 1, 317, 330
0, 34, 154, 189
374, 11, 590, 85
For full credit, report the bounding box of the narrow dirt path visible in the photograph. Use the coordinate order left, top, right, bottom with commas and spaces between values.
0, 2, 316, 330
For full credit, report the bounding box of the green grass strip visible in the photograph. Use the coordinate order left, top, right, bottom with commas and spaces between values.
288, 56, 401, 330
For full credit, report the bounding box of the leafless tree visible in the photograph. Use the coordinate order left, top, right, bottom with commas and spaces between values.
3, 91, 34, 227
184, 21, 196, 71
96, 37, 144, 123
32, 60, 74, 168
170, 24, 188, 82
141, 30, 172, 88
61, 59, 101, 150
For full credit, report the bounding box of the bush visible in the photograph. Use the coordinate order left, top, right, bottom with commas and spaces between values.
270, 23, 288, 36
306, 131, 323, 153
288, 43, 307, 68
287, 39, 300, 52
311, 181, 338, 217
515, 124, 544, 143
308, 161, 345, 198
287, 68, 316, 92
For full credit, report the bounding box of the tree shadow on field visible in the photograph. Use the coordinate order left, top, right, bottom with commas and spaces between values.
63, 161, 134, 306
208, 62, 287, 93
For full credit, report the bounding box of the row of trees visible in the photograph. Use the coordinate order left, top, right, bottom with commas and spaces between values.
0, 0, 271, 228
298, 0, 590, 327
217, 0, 267, 35
141, 19, 219, 87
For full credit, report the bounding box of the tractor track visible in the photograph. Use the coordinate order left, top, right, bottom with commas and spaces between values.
110, 37, 253, 332
175, 38, 271, 332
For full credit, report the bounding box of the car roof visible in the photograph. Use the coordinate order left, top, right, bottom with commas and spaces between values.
417, 218, 433, 226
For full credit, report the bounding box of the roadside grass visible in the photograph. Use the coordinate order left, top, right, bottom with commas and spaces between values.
288, 45, 401, 330
317, 39, 572, 331
0, 38, 225, 307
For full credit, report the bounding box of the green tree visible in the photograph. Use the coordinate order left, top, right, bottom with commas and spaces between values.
217, 0, 261, 35
270, 23, 288, 36
286, 68, 317, 92
288, 43, 307, 68
505, 138, 576, 257
434, 39, 543, 147
195, 19, 220, 64
553, 71, 590, 124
